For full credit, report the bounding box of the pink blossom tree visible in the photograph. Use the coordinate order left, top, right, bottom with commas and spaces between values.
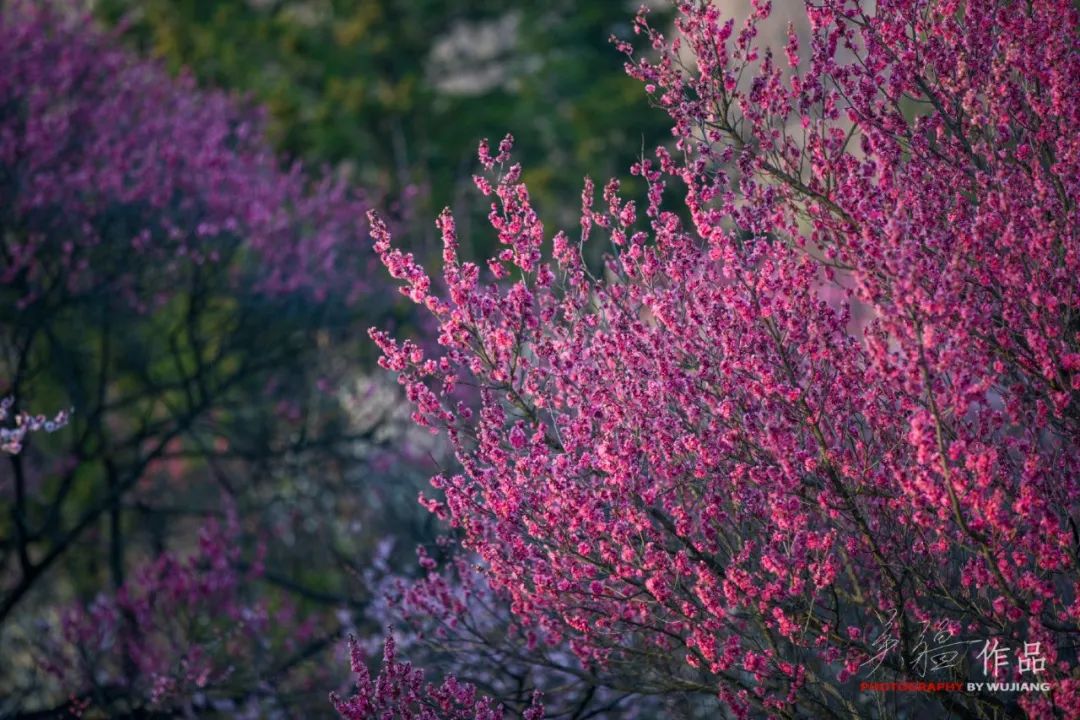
367, 0, 1080, 717
38, 502, 330, 717
0, 2, 396, 716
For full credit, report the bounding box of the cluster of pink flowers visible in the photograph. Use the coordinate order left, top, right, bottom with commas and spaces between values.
368, 0, 1079, 716
0, 395, 69, 454
0, 0, 373, 310
44, 505, 319, 713
332, 631, 543, 720
354, 543, 661, 717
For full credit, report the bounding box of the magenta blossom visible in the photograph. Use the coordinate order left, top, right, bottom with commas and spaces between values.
369, 1, 1080, 716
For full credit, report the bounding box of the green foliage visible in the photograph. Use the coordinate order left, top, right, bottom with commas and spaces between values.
95, 0, 671, 245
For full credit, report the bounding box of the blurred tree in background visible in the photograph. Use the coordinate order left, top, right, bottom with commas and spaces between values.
92, 0, 672, 253
0, 3, 426, 715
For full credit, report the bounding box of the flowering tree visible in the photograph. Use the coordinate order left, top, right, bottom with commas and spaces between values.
367, 0, 1080, 717
37, 503, 332, 717
0, 2, 401, 716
